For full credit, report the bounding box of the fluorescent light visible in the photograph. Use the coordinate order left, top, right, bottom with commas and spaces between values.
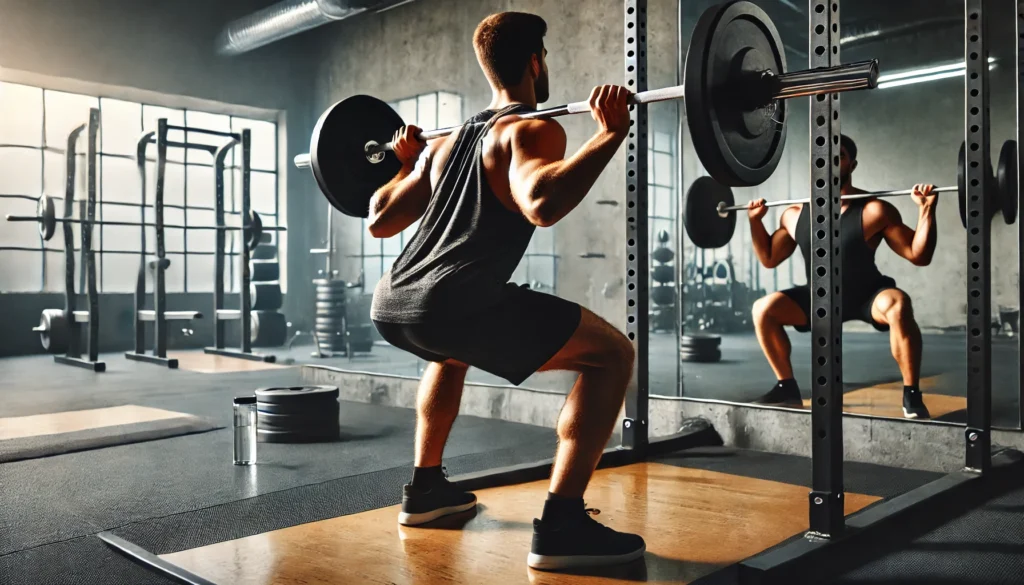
877, 58, 997, 89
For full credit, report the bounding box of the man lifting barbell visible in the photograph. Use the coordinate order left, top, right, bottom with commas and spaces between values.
747, 135, 936, 420
367, 12, 643, 571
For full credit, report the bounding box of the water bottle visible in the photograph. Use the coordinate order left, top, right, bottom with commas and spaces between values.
233, 396, 257, 465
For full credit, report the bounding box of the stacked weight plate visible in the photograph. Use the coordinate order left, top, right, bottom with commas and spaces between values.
255, 385, 341, 443
314, 279, 347, 355
249, 245, 287, 347
680, 333, 722, 363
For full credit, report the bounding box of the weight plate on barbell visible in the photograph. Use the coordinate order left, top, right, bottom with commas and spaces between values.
37, 195, 56, 241
685, 0, 787, 187
684, 176, 736, 249
310, 95, 405, 218
999, 140, 1018, 225
246, 210, 264, 251
34, 308, 70, 353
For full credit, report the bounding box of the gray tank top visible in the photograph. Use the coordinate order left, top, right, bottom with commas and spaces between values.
371, 104, 535, 323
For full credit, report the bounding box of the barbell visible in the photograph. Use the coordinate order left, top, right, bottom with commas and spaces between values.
683, 140, 1019, 249
5, 194, 285, 251
294, 1, 879, 219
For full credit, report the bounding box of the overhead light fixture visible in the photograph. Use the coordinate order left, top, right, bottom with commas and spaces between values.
878, 58, 997, 89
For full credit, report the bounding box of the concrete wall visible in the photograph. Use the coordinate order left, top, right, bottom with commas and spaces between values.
0, 0, 322, 354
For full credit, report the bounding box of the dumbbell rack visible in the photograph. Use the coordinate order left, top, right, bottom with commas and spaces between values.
203, 128, 277, 362
40, 108, 105, 372
124, 119, 206, 368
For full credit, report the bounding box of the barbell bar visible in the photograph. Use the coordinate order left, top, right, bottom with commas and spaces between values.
5, 195, 285, 251
684, 140, 1018, 250
715, 186, 959, 215
293, 1, 880, 219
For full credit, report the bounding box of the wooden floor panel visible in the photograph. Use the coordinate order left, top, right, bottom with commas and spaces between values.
164, 462, 880, 585
0, 405, 189, 440
169, 352, 290, 374
801, 375, 966, 419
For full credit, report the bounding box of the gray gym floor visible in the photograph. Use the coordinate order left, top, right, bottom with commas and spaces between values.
277, 330, 1022, 428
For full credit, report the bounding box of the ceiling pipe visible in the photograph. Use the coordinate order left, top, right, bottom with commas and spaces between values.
217, 0, 413, 56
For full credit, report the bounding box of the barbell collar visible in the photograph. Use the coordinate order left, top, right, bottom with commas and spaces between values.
294, 153, 311, 169
716, 185, 958, 215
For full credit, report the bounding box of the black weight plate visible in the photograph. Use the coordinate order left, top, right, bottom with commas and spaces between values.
651, 246, 675, 265
251, 311, 287, 347
250, 259, 280, 282
316, 305, 345, 316
685, 1, 787, 187
651, 285, 676, 306
246, 210, 264, 251
314, 279, 350, 292
258, 411, 340, 430
684, 177, 736, 249
250, 282, 283, 311
680, 349, 722, 363
255, 385, 339, 404
316, 316, 343, 326
36, 308, 70, 353
252, 244, 277, 260
681, 333, 722, 350
38, 195, 56, 241
651, 264, 675, 285
257, 428, 340, 444
999, 140, 1018, 225
316, 290, 347, 301
256, 400, 339, 415
310, 95, 405, 218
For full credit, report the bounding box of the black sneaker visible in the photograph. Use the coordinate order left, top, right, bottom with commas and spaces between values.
903, 388, 931, 420
527, 507, 645, 571
752, 381, 803, 407
398, 475, 477, 526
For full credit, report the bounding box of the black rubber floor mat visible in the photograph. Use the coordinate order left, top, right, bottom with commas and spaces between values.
0, 536, 177, 585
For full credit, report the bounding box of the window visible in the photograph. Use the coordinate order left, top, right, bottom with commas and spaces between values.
0, 81, 281, 294
358, 91, 558, 294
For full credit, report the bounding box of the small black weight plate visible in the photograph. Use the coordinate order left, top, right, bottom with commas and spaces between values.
309, 95, 405, 218
257, 428, 340, 443
250, 259, 280, 282
684, 177, 736, 249
652, 264, 675, 285
258, 411, 340, 430
251, 311, 287, 347
999, 140, 1018, 225
35, 308, 70, 353
651, 285, 676, 306
256, 400, 340, 415
685, 1, 787, 187
37, 195, 56, 241
252, 244, 277, 260
255, 385, 339, 405
680, 348, 722, 363
250, 282, 283, 311
246, 210, 263, 251
681, 333, 722, 350
651, 246, 675, 264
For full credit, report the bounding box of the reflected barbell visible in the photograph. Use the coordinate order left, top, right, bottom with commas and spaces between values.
5, 195, 286, 251
294, 1, 879, 218
684, 140, 1019, 250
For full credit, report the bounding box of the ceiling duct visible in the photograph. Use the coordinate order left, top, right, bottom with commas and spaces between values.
217, 0, 415, 55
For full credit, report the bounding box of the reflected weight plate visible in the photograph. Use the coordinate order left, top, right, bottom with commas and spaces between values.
999, 140, 1018, 225
685, 0, 787, 187
684, 177, 736, 249
310, 95, 405, 218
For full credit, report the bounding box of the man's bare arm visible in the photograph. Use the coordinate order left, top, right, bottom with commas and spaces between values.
367, 126, 434, 238
879, 185, 938, 266
750, 203, 798, 268
507, 85, 630, 227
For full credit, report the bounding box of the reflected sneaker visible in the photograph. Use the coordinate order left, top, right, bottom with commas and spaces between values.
528, 506, 646, 571
753, 379, 803, 407
398, 472, 477, 526
903, 387, 931, 420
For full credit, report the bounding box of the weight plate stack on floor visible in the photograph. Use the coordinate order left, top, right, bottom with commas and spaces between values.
255, 385, 341, 443
680, 333, 722, 363
251, 311, 288, 347
314, 279, 348, 354
249, 250, 286, 347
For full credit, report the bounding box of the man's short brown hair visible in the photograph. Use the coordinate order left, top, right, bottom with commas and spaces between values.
473, 12, 547, 89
